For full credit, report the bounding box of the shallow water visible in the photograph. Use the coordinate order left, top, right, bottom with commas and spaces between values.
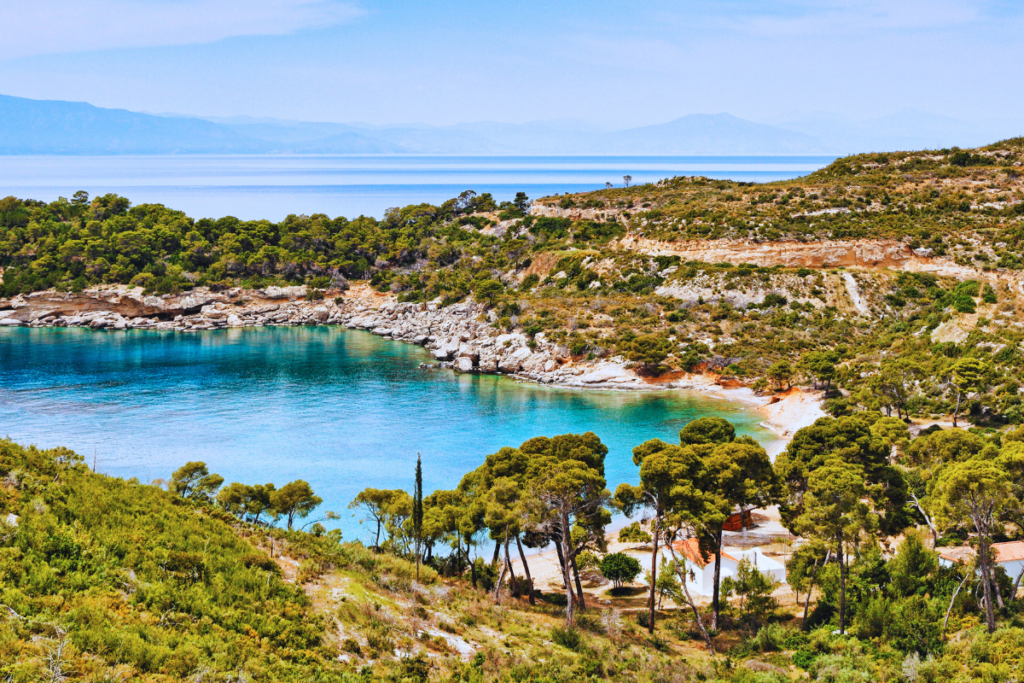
0, 327, 773, 541
0, 154, 834, 220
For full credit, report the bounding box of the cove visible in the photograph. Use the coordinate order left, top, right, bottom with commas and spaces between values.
0, 326, 774, 541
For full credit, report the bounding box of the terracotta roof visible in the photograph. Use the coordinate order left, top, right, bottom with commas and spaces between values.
937, 541, 1024, 565
937, 546, 975, 564
671, 537, 739, 569
994, 541, 1024, 563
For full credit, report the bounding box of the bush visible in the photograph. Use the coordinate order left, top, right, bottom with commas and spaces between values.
551, 626, 582, 651
618, 521, 652, 544
576, 550, 601, 570
722, 558, 780, 626
519, 274, 540, 291
747, 623, 789, 653
599, 552, 642, 587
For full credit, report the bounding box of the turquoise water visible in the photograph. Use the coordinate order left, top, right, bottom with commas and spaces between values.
0, 154, 834, 220
0, 327, 773, 541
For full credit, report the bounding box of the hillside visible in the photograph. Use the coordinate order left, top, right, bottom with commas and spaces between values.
3, 138, 1024, 426
5, 427, 1024, 682
8, 139, 1024, 680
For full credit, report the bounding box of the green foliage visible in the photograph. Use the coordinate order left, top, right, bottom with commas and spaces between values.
624, 334, 673, 368
475, 278, 505, 305
721, 558, 780, 626
599, 552, 642, 588
270, 479, 323, 530
766, 360, 793, 390
169, 460, 223, 502
618, 521, 652, 544
887, 531, 939, 598
0, 439, 342, 681
679, 416, 736, 445
550, 625, 583, 651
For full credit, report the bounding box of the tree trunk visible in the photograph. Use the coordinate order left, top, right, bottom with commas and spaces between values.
375, 519, 382, 552
516, 536, 536, 605
953, 390, 963, 428
648, 516, 660, 634
571, 556, 586, 611
492, 539, 501, 564
494, 533, 516, 603
554, 540, 569, 589
838, 532, 847, 634
711, 530, 723, 631
494, 561, 508, 604
561, 513, 575, 624
667, 545, 714, 653
803, 554, 826, 625
978, 536, 996, 633
504, 536, 516, 582
909, 492, 940, 545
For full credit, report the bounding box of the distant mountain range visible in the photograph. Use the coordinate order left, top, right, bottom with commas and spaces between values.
0, 94, 1018, 155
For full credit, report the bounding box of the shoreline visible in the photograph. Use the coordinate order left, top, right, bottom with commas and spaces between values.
1, 284, 825, 443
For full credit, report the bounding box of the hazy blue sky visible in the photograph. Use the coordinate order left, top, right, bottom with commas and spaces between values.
1, 0, 1022, 126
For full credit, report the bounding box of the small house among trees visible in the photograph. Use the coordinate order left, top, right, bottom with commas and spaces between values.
938, 541, 1024, 582
671, 538, 786, 596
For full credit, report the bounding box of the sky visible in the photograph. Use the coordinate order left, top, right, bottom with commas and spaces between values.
0, 0, 1022, 127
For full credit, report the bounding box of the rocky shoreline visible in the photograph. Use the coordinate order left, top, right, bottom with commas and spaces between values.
0, 283, 748, 389
0, 283, 824, 439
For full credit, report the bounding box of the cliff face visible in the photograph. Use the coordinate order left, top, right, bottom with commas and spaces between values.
614, 234, 915, 269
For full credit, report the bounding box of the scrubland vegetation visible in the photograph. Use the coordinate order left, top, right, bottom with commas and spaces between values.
6, 140, 1024, 680
4, 140, 1024, 426
7, 405, 1024, 681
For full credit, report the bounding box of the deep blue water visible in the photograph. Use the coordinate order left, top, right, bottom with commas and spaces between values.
0, 327, 773, 541
0, 154, 834, 221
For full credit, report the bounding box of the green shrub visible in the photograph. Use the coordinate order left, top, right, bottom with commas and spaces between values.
599, 552, 642, 588
747, 623, 789, 653
551, 626, 582, 651
519, 274, 540, 291
618, 521, 653, 544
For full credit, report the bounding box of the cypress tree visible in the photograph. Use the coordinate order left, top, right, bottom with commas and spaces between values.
414, 453, 423, 581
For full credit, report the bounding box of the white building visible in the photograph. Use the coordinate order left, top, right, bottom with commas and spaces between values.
670, 538, 786, 596
938, 541, 1024, 581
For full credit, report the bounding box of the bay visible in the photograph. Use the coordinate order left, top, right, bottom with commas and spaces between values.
0, 326, 774, 542
0, 154, 835, 221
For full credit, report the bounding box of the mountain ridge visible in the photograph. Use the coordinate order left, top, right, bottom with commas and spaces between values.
0, 93, 1017, 156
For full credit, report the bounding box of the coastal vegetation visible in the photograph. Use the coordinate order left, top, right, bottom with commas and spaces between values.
6, 406, 1024, 680
6, 139, 1024, 680
4, 139, 1024, 427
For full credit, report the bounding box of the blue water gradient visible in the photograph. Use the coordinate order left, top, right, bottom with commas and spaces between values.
0, 327, 773, 541
0, 154, 834, 221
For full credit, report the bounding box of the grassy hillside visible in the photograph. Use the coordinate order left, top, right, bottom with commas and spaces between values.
6, 433, 1024, 682
547, 138, 1024, 245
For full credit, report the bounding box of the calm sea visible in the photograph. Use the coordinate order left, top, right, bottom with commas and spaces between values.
0, 327, 774, 541
0, 154, 834, 220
